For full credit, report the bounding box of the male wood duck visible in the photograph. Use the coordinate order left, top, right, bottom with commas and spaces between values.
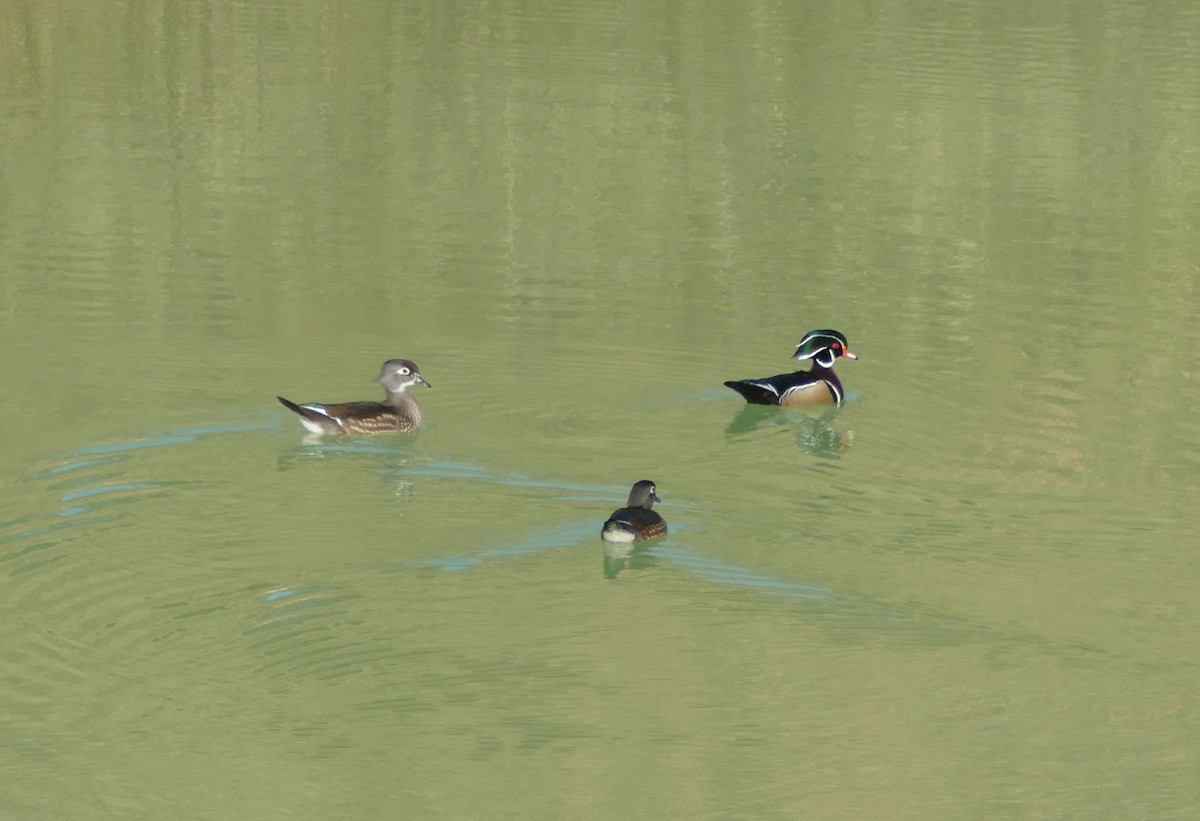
724, 329, 857, 407
601, 480, 667, 543
277, 358, 431, 435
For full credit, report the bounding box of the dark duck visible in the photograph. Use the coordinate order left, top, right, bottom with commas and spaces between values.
724, 329, 857, 407
601, 480, 667, 543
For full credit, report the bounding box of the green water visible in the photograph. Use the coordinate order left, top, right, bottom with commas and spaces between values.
3, 2, 1199, 818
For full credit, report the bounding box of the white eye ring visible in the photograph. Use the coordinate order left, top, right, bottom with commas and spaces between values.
400, 367, 410, 375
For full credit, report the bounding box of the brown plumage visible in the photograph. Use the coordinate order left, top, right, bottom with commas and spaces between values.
601, 480, 667, 543
277, 358, 431, 435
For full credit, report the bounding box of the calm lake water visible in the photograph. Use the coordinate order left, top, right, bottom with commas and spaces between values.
3, 1, 1199, 818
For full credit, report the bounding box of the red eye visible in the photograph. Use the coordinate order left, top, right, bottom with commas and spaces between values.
832, 342, 841, 350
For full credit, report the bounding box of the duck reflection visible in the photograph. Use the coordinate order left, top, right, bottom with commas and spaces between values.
602, 541, 659, 579
724, 405, 853, 457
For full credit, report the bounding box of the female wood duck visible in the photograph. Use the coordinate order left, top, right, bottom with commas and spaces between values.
601, 480, 667, 543
724, 329, 857, 407
277, 358, 431, 435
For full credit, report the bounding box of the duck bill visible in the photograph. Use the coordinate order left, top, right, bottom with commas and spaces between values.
842, 349, 858, 360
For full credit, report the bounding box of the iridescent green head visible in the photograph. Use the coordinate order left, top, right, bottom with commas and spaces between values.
793, 329, 858, 369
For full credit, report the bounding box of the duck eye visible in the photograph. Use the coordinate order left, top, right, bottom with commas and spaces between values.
400, 367, 410, 374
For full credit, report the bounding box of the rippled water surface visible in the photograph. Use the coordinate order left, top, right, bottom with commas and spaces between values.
3, 1, 1200, 818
